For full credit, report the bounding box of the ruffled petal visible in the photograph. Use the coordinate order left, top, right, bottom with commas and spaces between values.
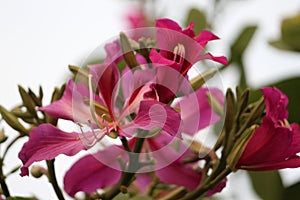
18, 124, 86, 176
261, 87, 289, 121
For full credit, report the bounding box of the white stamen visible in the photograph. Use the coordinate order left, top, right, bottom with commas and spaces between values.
173, 44, 185, 63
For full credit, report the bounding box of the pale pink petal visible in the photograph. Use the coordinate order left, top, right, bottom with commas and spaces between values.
104, 40, 123, 63
18, 124, 86, 176
39, 79, 93, 123
178, 88, 224, 135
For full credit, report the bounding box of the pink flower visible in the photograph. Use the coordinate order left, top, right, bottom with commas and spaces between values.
126, 6, 151, 29
149, 18, 227, 103
236, 87, 300, 170
150, 18, 227, 76
18, 42, 182, 176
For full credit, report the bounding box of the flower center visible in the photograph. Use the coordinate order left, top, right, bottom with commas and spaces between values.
173, 43, 185, 64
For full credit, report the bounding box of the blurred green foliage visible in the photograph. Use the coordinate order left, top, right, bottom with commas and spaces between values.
269, 13, 300, 52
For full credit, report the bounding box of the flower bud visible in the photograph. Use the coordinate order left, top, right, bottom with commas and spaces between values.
190, 68, 217, 92
120, 32, 140, 69
0, 106, 29, 135
30, 165, 48, 178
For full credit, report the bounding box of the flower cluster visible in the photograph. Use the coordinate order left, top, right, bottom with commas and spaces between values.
0, 17, 299, 200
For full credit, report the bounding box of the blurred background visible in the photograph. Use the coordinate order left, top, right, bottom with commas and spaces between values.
1, 0, 300, 199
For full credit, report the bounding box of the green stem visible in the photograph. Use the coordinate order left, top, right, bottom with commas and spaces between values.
2, 135, 24, 160
46, 160, 65, 200
238, 61, 248, 90
102, 137, 145, 200
179, 168, 231, 200
0, 159, 10, 197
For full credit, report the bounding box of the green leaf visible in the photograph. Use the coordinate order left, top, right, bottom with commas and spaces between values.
283, 181, 300, 200
269, 40, 296, 52
281, 14, 300, 51
185, 8, 207, 35
269, 13, 300, 52
230, 25, 257, 63
248, 171, 284, 200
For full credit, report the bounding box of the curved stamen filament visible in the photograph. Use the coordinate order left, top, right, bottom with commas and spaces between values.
76, 122, 97, 147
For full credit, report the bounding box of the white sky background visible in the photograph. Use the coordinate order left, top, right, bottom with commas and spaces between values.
0, 0, 300, 199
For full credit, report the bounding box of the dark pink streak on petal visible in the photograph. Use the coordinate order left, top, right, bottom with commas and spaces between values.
18, 124, 86, 176
89, 62, 120, 119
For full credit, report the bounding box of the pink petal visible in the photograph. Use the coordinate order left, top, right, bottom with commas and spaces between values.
244, 156, 300, 171
261, 87, 289, 121
121, 100, 182, 138
134, 174, 153, 194
156, 18, 182, 32
148, 136, 201, 190
199, 53, 228, 65
89, 62, 120, 119
238, 117, 293, 167
155, 160, 201, 190
195, 30, 219, 47
18, 124, 86, 176
206, 179, 227, 197
182, 22, 195, 38
104, 40, 123, 63
39, 79, 93, 123
64, 146, 124, 197
177, 88, 224, 135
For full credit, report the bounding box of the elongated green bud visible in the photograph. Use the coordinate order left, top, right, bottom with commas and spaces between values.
0, 106, 29, 135
190, 68, 218, 91
120, 32, 140, 69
